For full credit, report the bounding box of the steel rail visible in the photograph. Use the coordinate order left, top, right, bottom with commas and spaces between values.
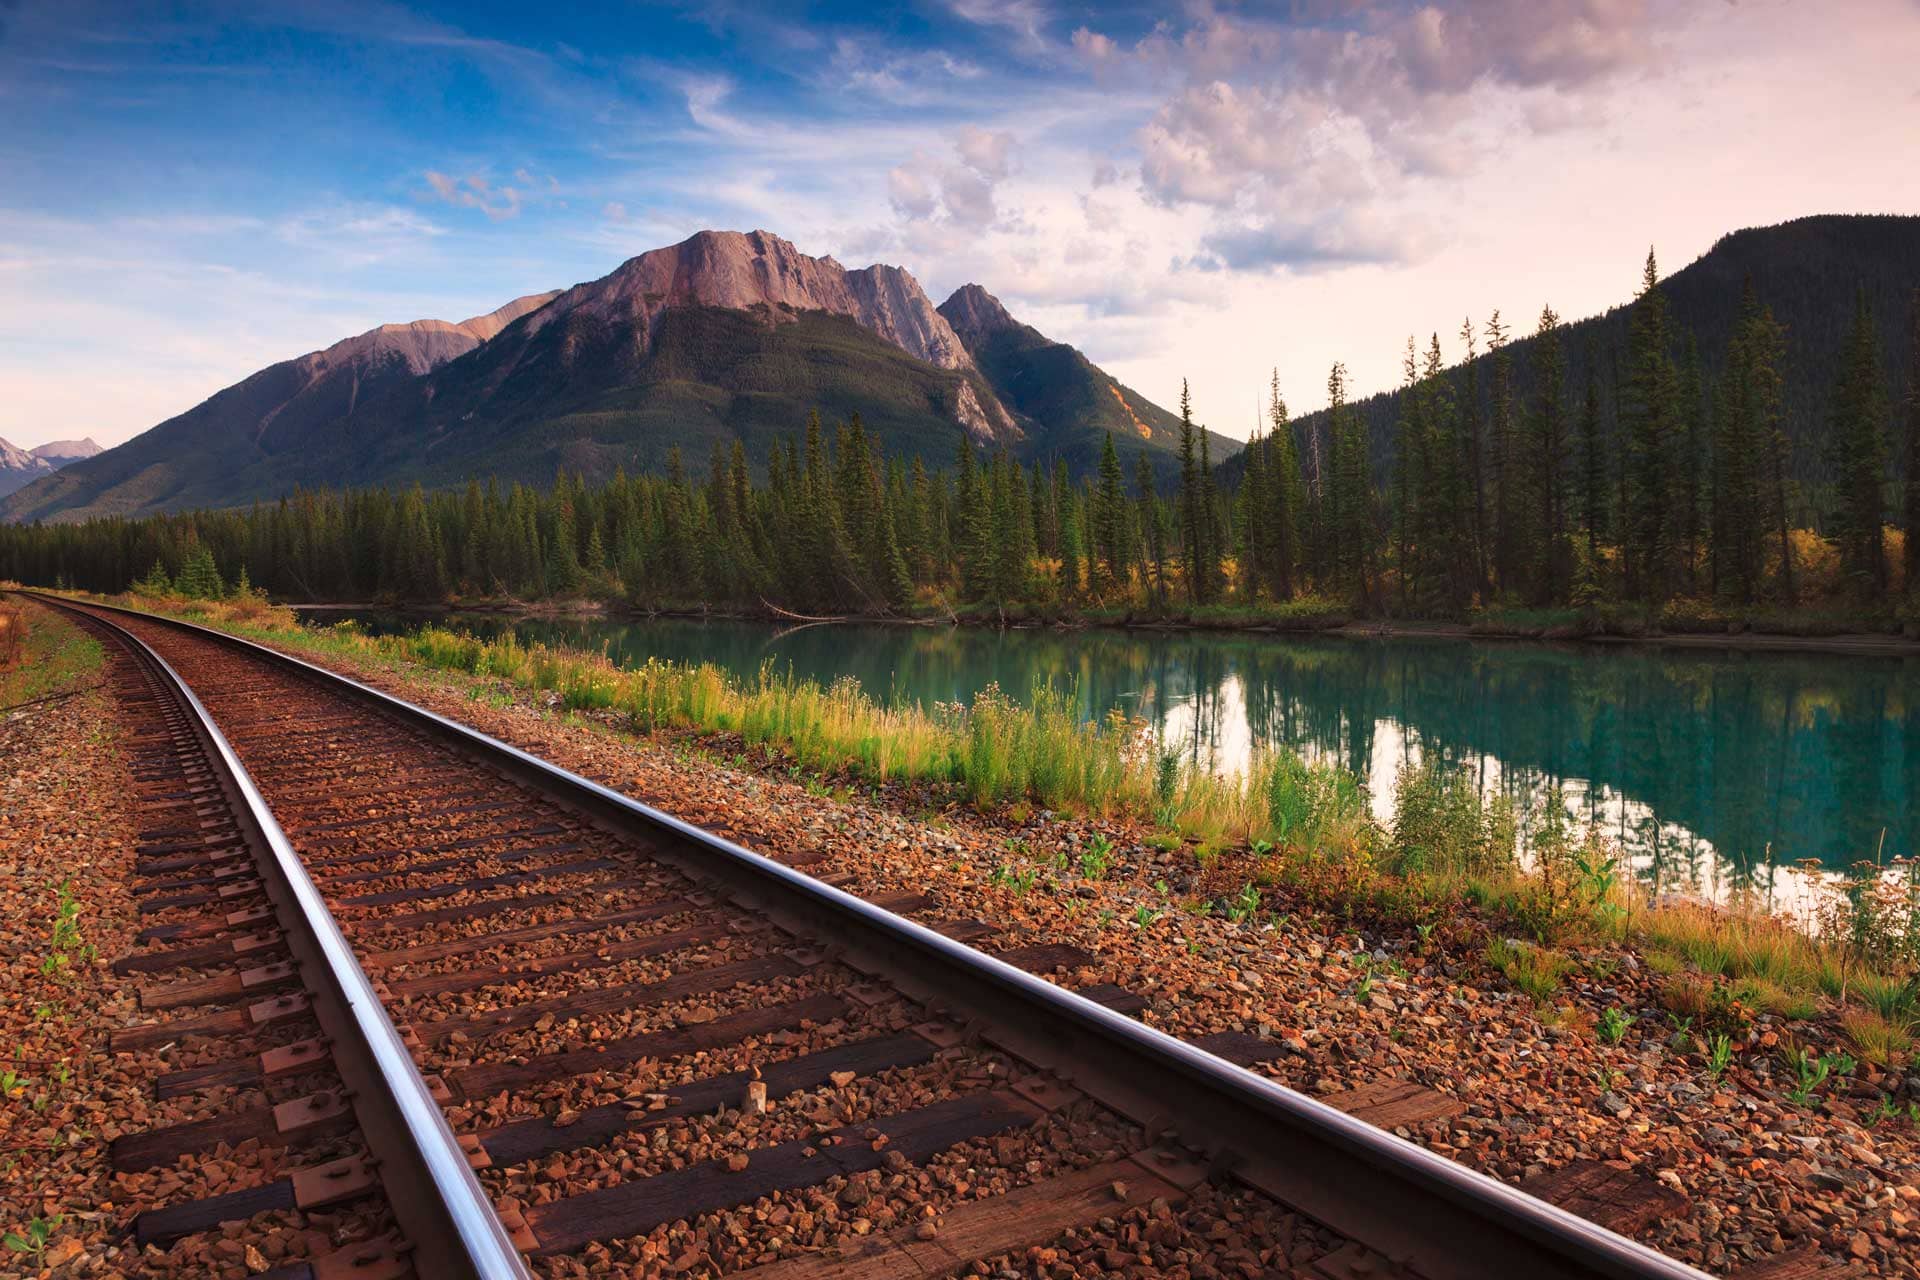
36, 592, 1711, 1280
31, 594, 531, 1280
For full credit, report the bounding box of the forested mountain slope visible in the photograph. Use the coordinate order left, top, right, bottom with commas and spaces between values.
1223, 215, 1920, 505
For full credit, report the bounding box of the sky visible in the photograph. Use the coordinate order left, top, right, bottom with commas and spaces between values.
3, 0, 1920, 452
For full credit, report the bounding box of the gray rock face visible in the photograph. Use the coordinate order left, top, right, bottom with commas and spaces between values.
530, 230, 984, 373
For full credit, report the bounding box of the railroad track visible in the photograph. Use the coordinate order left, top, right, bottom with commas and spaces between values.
27, 591, 1710, 1280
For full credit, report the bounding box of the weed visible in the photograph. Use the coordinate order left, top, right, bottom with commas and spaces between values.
3, 1214, 61, 1263
1133, 905, 1161, 929
1079, 835, 1114, 880
1224, 882, 1263, 925
1598, 1007, 1635, 1045
1487, 938, 1569, 1003
1782, 1046, 1830, 1104
1705, 1034, 1734, 1083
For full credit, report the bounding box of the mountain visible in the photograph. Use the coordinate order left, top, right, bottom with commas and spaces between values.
937, 283, 1236, 476
0, 294, 561, 522
1220, 214, 1920, 499
0, 435, 102, 499
14, 230, 1141, 522
29, 438, 102, 465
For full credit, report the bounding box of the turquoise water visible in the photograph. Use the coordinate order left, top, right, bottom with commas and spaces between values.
303, 610, 1919, 896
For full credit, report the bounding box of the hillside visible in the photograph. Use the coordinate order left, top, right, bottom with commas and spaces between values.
0, 295, 560, 522
2, 230, 1215, 523
1222, 215, 1920, 501
939, 284, 1237, 477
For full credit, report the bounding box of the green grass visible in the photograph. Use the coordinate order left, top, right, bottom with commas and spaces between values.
0, 602, 104, 710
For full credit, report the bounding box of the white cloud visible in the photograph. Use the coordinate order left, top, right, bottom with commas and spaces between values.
955, 126, 1013, 179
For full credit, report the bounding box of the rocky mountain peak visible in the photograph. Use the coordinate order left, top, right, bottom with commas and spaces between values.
28, 437, 103, 462
937, 283, 1020, 349
529, 229, 982, 373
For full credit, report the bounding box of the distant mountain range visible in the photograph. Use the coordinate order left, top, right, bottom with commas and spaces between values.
0, 436, 102, 499
1221, 214, 1920, 497
3, 230, 1225, 523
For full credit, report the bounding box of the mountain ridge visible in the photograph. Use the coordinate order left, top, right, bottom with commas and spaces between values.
0, 435, 102, 499
3, 230, 1207, 522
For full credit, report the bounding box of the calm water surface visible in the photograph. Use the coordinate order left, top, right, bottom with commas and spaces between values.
304, 610, 1919, 901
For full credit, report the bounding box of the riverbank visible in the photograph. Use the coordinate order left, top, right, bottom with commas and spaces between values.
33, 586, 1920, 1276
289, 594, 1920, 659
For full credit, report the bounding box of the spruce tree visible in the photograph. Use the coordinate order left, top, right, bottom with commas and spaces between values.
1177, 380, 1203, 604
1095, 432, 1125, 592
1827, 289, 1890, 595
1485, 312, 1517, 597
1623, 249, 1682, 601
1527, 304, 1569, 602
1904, 288, 1920, 594
1260, 375, 1298, 600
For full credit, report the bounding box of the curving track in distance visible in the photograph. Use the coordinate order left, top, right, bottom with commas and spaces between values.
30, 591, 1712, 1280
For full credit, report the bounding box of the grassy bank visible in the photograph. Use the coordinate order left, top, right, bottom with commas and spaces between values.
52, 585, 1920, 1073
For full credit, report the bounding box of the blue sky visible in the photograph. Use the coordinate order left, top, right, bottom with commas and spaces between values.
4, 0, 1920, 450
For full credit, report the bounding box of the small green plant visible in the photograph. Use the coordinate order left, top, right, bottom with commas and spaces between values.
1097, 908, 1115, 928
1783, 1046, 1829, 1104
1866, 1094, 1901, 1127
1079, 836, 1113, 880
990, 863, 1038, 896
41, 880, 93, 978
3, 1214, 62, 1263
1414, 921, 1438, 952
1598, 1007, 1635, 1045
1133, 904, 1161, 929
1705, 1033, 1734, 1083
1355, 966, 1376, 1004
1224, 882, 1262, 924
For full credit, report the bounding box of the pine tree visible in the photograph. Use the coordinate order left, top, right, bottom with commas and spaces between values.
136, 558, 173, 595
1712, 279, 1770, 604
175, 542, 225, 599
1198, 427, 1223, 602
1678, 334, 1706, 592
1828, 289, 1890, 595
1265, 373, 1303, 601
1135, 452, 1166, 607
1904, 288, 1920, 595
1485, 312, 1517, 597
1095, 432, 1125, 593
1623, 249, 1682, 601
1527, 304, 1569, 602
1577, 357, 1606, 570
1391, 336, 1421, 608
1177, 380, 1204, 604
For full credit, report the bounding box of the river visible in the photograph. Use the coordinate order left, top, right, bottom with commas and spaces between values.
301, 609, 1918, 904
